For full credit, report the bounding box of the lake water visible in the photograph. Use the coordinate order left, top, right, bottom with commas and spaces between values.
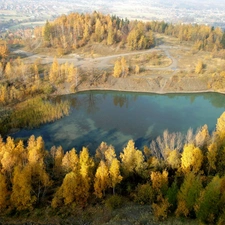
12, 91, 225, 154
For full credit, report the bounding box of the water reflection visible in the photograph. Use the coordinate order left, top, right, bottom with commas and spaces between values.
13, 91, 225, 154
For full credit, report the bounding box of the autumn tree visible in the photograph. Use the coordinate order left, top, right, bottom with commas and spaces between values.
175, 172, 203, 217
27, 136, 52, 203
49, 58, 59, 83
166, 149, 181, 169
120, 140, 146, 177
10, 166, 36, 211
42, 20, 52, 46
151, 170, 168, 197
207, 142, 217, 175
195, 176, 221, 223
195, 60, 203, 74
181, 144, 203, 174
107, 20, 114, 45
109, 158, 122, 195
94, 160, 110, 198
61, 148, 79, 173
135, 64, 140, 74
79, 147, 94, 205
195, 124, 209, 149
51, 146, 64, 176
95, 142, 122, 194
0, 172, 8, 211
120, 57, 129, 77
216, 111, 225, 140
113, 59, 122, 78
51, 169, 82, 207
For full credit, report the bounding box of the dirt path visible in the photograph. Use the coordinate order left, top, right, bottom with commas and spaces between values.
15, 44, 181, 74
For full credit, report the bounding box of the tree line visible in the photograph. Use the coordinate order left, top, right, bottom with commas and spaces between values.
1, 112, 225, 223
34, 12, 155, 53
33, 12, 225, 55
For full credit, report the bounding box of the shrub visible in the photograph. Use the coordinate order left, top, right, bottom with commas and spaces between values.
105, 195, 123, 210
133, 183, 154, 204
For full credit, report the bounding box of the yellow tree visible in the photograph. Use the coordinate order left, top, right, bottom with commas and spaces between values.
27, 135, 45, 166
0, 43, 9, 60
94, 160, 110, 198
67, 64, 77, 84
120, 57, 129, 77
216, 112, 225, 140
207, 142, 217, 175
79, 147, 94, 205
107, 20, 114, 45
120, 140, 146, 177
0, 172, 8, 211
27, 136, 51, 203
135, 64, 140, 75
166, 149, 181, 169
113, 59, 122, 78
109, 158, 122, 195
181, 144, 203, 174
95, 19, 102, 42
1, 137, 16, 176
49, 58, 59, 83
61, 148, 79, 172
195, 125, 209, 148
10, 166, 36, 211
51, 168, 83, 207
151, 170, 168, 196
195, 60, 203, 74
176, 172, 202, 217
4, 62, 12, 79
51, 146, 64, 176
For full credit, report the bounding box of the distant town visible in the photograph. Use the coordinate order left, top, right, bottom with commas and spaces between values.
1, 0, 225, 33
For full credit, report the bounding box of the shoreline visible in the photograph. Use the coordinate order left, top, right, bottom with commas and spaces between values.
55, 86, 225, 96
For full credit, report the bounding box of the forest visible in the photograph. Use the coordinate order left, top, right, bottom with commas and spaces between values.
1, 11, 225, 223
0, 112, 225, 224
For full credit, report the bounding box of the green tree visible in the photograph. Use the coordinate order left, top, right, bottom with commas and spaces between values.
175, 172, 203, 217
42, 20, 51, 43
195, 176, 221, 223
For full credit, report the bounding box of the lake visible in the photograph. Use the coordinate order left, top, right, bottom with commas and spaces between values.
12, 91, 225, 154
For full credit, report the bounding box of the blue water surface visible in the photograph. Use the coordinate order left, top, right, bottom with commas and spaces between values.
12, 91, 225, 154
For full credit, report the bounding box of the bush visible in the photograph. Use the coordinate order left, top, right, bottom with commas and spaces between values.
133, 183, 155, 204
105, 195, 124, 210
